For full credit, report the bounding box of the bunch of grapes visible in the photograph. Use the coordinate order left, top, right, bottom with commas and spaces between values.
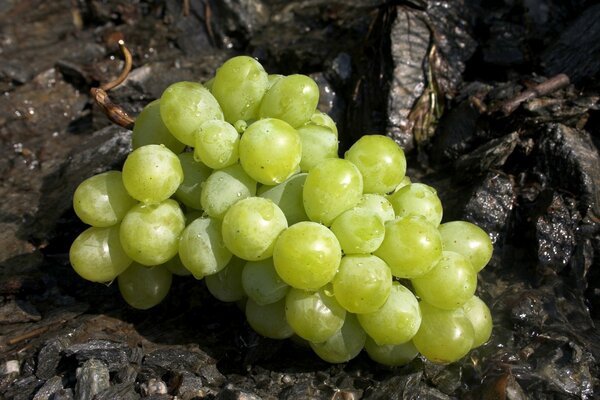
70, 56, 493, 366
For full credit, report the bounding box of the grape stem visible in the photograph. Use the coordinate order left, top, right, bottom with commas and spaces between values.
90, 39, 135, 129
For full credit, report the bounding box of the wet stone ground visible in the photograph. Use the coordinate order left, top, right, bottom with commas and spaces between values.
1, 0, 600, 399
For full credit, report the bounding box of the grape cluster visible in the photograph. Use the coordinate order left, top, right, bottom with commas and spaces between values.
70, 56, 494, 366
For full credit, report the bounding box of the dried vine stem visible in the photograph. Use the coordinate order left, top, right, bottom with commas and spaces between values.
90, 39, 135, 129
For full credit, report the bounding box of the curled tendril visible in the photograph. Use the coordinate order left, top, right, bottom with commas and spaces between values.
91, 39, 135, 129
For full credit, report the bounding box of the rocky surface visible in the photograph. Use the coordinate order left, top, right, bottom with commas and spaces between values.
1, 0, 599, 399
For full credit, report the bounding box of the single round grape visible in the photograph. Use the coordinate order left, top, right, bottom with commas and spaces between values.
412, 301, 475, 364
118, 263, 172, 310
297, 123, 339, 172
179, 216, 232, 278
242, 258, 289, 305
174, 152, 212, 211
330, 208, 385, 254
200, 163, 257, 219
259, 74, 320, 127
122, 145, 183, 204
132, 99, 185, 153
160, 81, 224, 146
374, 216, 442, 278
246, 297, 294, 339
354, 194, 395, 224
258, 173, 309, 225
309, 314, 366, 363
411, 251, 477, 310
205, 257, 246, 302
462, 295, 493, 348
309, 111, 338, 136
211, 56, 269, 123
285, 287, 346, 343
69, 226, 132, 283
303, 158, 363, 226
388, 183, 443, 226
194, 120, 240, 169
357, 282, 421, 345
73, 171, 137, 227
221, 197, 288, 261
119, 200, 185, 266
333, 255, 391, 314
239, 118, 302, 185
273, 221, 341, 290
364, 337, 419, 367
439, 221, 493, 272
344, 135, 406, 194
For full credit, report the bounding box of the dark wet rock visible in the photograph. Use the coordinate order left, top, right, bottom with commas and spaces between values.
455, 132, 519, 177
463, 172, 516, 246
140, 377, 168, 396
217, 385, 263, 400
143, 347, 213, 375
115, 364, 139, 385
49, 389, 74, 400
278, 380, 325, 400
543, 4, 600, 84
74, 359, 110, 400
534, 193, 579, 272
481, 21, 527, 68
362, 371, 450, 400
172, 370, 204, 400
37, 338, 69, 380
537, 123, 600, 218
208, 0, 270, 50
0, 297, 41, 324
95, 382, 140, 400
65, 340, 130, 372
3, 375, 44, 400
33, 376, 64, 400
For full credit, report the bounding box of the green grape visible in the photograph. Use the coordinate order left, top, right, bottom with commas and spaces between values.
303, 158, 363, 226
132, 99, 185, 153
267, 73, 284, 89
309, 111, 338, 136
354, 194, 395, 224
297, 123, 339, 172
374, 216, 442, 278
122, 144, 183, 204
412, 301, 475, 364
344, 135, 406, 194
163, 254, 191, 276
388, 183, 443, 226
211, 56, 269, 123
239, 118, 302, 185
194, 120, 240, 169
242, 258, 289, 305
174, 152, 212, 210
258, 173, 308, 225
285, 287, 346, 343
438, 221, 493, 272
221, 197, 288, 261
273, 221, 341, 290
203, 77, 214, 91
73, 171, 137, 227
233, 119, 247, 133
411, 251, 477, 310
390, 176, 412, 193
332, 255, 391, 314
364, 337, 419, 367
200, 163, 257, 219
178, 216, 232, 278
259, 74, 320, 127
119, 199, 185, 266
309, 314, 366, 363
330, 208, 385, 254
357, 282, 421, 345
205, 257, 246, 302
118, 263, 172, 310
462, 295, 493, 348
160, 81, 224, 146
246, 297, 294, 339
69, 225, 132, 283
